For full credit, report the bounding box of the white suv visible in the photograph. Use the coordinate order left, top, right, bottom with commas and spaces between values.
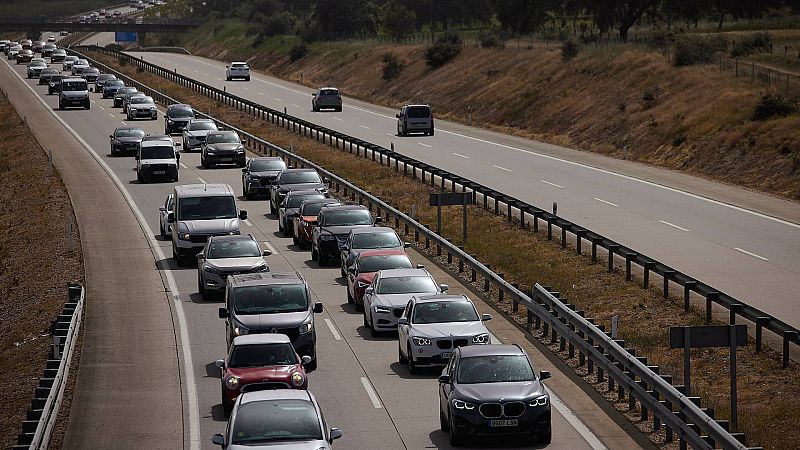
226, 62, 250, 81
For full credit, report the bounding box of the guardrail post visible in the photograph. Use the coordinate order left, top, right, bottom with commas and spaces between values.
526, 307, 533, 331
663, 270, 674, 298
683, 281, 696, 311
624, 252, 636, 281
511, 283, 519, 312
705, 292, 719, 324
546, 217, 553, 240
560, 224, 567, 248
532, 211, 540, 233
470, 254, 477, 282
424, 226, 430, 249
783, 331, 797, 368
755, 317, 769, 352
591, 237, 602, 262
458, 246, 464, 272
484, 265, 491, 292
498, 274, 505, 302
607, 244, 619, 273
446, 239, 453, 263
575, 230, 585, 254
643, 261, 655, 288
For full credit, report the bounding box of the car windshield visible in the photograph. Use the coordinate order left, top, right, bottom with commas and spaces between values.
352, 232, 401, 249
106, 80, 124, 87
319, 89, 338, 96
53, 50, 66, 55
250, 159, 286, 172
85, 68, 99, 74
412, 300, 479, 324
189, 121, 217, 131
207, 239, 260, 259
207, 133, 239, 144
231, 285, 308, 314
98, 74, 115, 80
41, 69, 58, 75
299, 202, 329, 216
140, 145, 174, 159
232, 63, 248, 68
64, 56, 78, 61
322, 210, 371, 226
76, 59, 88, 65
177, 196, 236, 220
229, 343, 297, 368
359, 255, 411, 273
286, 194, 325, 208
456, 355, 534, 384
31, 61, 46, 67
407, 106, 431, 118
231, 399, 322, 444
377, 276, 437, 294
61, 81, 86, 91
118, 88, 136, 95
280, 172, 320, 184
131, 96, 153, 104
116, 129, 145, 138
169, 107, 193, 118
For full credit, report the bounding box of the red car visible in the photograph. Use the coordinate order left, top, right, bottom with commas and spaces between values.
215, 334, 311, 416
346, 249, 413, 311
292, 199, 342, 249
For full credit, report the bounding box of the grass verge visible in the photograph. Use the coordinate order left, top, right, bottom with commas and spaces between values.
89, 50, 800, 449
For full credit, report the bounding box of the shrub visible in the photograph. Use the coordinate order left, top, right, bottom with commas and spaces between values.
381, 52, 405, 81
289, 43, 308, 62
731, 31, 771, 57
561, 38, 579, 62
261, 11, 296, 37
672, 34, 727, 66
118, 56, 127, 66
478, 31, 504, 48
642, 86, 661, 109
424, 31, 462, 68
753, 93, 796, 121
106, 43, 123, 52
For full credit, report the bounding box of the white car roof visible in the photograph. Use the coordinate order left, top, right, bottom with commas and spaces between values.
232, 334, 292, 346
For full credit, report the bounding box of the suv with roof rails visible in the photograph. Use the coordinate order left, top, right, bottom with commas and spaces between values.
241, 156, 287, 200
165, 103, 195, 134
311, 204, 379, 266
226, 62, 250, 81
311, 87, 342, 112
397, 104, 434, 136
218, 272, 323, 371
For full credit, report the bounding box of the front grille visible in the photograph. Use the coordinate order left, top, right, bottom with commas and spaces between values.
258, 177, 275, 186
148, 164, 171, 171
479, 403, 502, 419
188, 234, 212, 243
241, 382, 290, 392
393, 308, 403, 318
454, 338, 468, 347
503, 402, 526, 417
436, 340, 452, 350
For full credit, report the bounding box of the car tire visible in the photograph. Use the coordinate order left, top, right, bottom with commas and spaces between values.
198, 276, 207, 300
292, 235, 299, 246
173, 173, 178, 182
311, 245, 318, 261
226, 76, 231, 81
363, 310, 369, 328
347, 288, 354, 304
538, 430, 552, 444
398, 344, 408, 364
159, 221, 165, 237
407, 344, 418, 374
200, 156, 206, 168
430, 128, 435, 136
440, 409, 450, 432
354, 297, 363, 312
111, 146, 117, 157
58, 101, 64, 110
221, 384, 232, 417
449, 420, 462, 447
340, 265, 346, 278
245, 76, 250, 81
318, 251, 329, 266
137, 171, 143, 183
336, 106, 342, 112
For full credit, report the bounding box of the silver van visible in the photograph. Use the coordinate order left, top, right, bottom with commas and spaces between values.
58, 78, 89, 110
168, 184, 248, 265
396, 104, 433, 136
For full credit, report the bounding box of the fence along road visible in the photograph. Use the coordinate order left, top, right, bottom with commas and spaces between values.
0, 56, 636, 449
120, 50, 800, 332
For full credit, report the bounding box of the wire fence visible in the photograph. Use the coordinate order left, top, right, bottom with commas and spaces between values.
720, 55, 800, 98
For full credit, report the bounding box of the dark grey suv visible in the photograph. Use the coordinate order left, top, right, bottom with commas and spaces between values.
311, 87, 342, 112
311, 204, 377, 266
269, 168, 327, 214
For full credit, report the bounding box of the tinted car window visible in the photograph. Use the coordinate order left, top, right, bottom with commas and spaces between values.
406, 106, 431, 118
456, 355, 534, 384
140, 145, 174, 159
168, 107, 194, 118
116, 129, 145, 138
61, 81, 87, 91
130, 96, 154, 104
178, 196, 236, 220
231, 399, 322, 444
280, 172, 321, 184
207, 133, 240, 144
250, 160, 286, 172
377, 276, 437, 294
358, 255, 411, 273
352, 232, 401, 249
232, 285, 309, 314
208, 239, 260, 259
319, 89, 339, 96
229, 343, 297, 368
287, 194, 325, 208
188, 121, 217, 131
322, 210, 371, 226
412, 301, 479, 324
106, 80, 124, 87
299, 202, 328, 216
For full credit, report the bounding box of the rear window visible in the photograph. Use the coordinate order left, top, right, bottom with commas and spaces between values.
322, 209, 371, 226
232, 63, 248, 68
168, 107, 194, 118
377, 276, 437, 294
358, 254, 412, 273
279, 171, 321, 185
352, 232, 401, 250
406, 106, 431, 118
130, 96, 154, 104
286, 194, 325, 208
115, 129, 145, 138
249, 159, 286, 172
61, 81, 87, 91
188, 121, 218, 131
139, 145, 174, 159
319, 89, 339, 96
207, 133, 240, 144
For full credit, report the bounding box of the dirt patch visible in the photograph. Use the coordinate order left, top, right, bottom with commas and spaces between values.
89, 51, 800, 449
0, 89, 84, 449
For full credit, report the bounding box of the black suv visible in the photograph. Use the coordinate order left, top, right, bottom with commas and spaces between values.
164, 103, 195, 134
269, 168, 327, 214
241, 156, 287, 200
311, 204, 377, 266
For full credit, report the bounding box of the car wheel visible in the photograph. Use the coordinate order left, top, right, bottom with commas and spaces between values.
159, 221, 165, 237
226, 76, 231, 81
340, 265, 346, 278
407, 344, 418, 374
311, 245, 318, 261
58, 101, 64, 110
449, 419, 462, 447
137, 171, 143, 183
111, 146, 117, 157
440, 409, 450, 432
354, 297, 363, 312
198, 275, 206, 300
538, 429, 552, 444
363, 310, 369, 328
318, 251, 329, 266
347, 288, 354, 304
200, 155, 206, 168
398, 344, 408, 364
221, 383, 232, 417
292, 235, 299, 246
430, 128, 435, 136
245, 76, 250, 81
173, 173, 178, 182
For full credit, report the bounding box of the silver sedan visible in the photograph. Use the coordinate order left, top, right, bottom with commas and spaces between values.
363, 268, 446, 336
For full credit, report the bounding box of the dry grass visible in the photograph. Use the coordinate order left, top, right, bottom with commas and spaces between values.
89, 51, 800, 449
0, 90, 83, 449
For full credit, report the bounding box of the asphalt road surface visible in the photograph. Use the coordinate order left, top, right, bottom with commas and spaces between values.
1, 56, 645, 449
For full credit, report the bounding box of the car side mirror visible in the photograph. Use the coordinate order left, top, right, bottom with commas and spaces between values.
218, 308, 228, 319
262, 249, 272, 256
481, 313, 492, 321
300, 355, 312, 366
225, 65, 229, 68
109, 134, 113, 139
211, 433, 225, 447
329, 428, 342, 441
167, 213, 175, 223
176, 153, 180, 161
238, 210, 248, 220
397, 318, 408, 325
364, 287, 374, 295
373, 216, 383, 224
438, 374, 451, 384
196, 253, 204, 260
401, 242, 410, 248
395, 113, 400, 118
439, 284, 449, 292
539, 370, 551, 381
347, 266, 356, 274
313, 302, 323, 313
241, 168, 247, 173
214, 359, 225, 369
159, 207, 166, 212
415, 264, 424, 269
312, 92, 316, 96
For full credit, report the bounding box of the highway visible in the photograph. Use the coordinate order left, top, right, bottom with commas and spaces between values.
0, 54, 644, 449
72, 48, 800, 331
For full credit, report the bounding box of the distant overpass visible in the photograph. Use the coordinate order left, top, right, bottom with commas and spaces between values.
0, 17, 199, 33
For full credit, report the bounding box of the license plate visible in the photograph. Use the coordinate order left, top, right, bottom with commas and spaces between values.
489, 419, 518, 427
220, 158, 232, 162
440, 352, 452, 359
153, 170, 165, 175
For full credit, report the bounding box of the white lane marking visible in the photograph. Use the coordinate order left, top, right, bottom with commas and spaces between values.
593, 197, 619, 207
242, 87, 248, 91
216, 78, 222, 81
452, 153, 470, 159
334, 117, 344, 122
360, 377, 383, 409
549, 390, 609, 450
243, 219, 252, 226
540, 180, 564, 189
323, 318, 341, 341
386, 133, 394, 137
291, 103, 301, 108
492, 164, 512, 172
418, 142, 431, 148
735, 247, 769, 261
98, 105, 104, 110
121, 121, 128, 126
108, 113, 115, 118
659, 220, 690, 232
359, 124, 370, 130
257, 92, 265, 95
193, 69, 198, 73
273, 97, 282, 102
4, 61, 202, 450
179, 162, 188, 169
197, 177, 207, 183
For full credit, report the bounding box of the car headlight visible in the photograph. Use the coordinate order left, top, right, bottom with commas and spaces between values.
236, 146, 245, 153
412, 336, 431, 346
529, 395, 548, 407
229, 230, 240, 235
299, 319, 313, 334
181, 233, 190, 240
472, 333, 490, 344
357, 281, 369, 288
320, 234, 335, 241
452, 399, 475, 410
167, 118, 174, 123
233, 325, 249, 336
253, 264, 268, 272
204, 264, 222, 274
224, 375, 240, 390
290, 371, 304, 387
374, 305, 391, 314
206, 150, 215, 155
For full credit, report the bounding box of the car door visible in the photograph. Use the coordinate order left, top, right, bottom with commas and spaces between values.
364, 275, 378, 316
341, 233, 353, 269
440, 354, 456, 417
346, 258, 358, 298
398, 300, 413, 351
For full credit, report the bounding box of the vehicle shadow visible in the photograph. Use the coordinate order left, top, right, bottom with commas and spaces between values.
388, 361, 440, 380
355, 325, 396, 342
205, 361, 220, 379
210, 404, 227, 422
155, 257, 195, 271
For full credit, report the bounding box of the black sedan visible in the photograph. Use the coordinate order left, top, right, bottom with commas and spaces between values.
438, 344, 552, 446
109, 127, 146, 156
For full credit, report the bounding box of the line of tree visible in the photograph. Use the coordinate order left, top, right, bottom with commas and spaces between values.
198, 0, 794, 42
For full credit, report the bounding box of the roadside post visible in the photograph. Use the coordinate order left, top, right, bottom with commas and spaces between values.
429, 192, 470, 243
669, 325, 747, 430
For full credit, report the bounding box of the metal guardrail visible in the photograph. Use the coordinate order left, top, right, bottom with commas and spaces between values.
69, 48, 761, 450
14, 283, 85, 450
125, 45, 192, 55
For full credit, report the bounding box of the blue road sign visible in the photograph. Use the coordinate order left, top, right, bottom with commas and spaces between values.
115, 31, 137, 42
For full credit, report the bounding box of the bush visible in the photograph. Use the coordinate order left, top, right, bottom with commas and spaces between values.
289, 43, 307, 62
381, 52, 405, 81
731, 31, 771, 57
561, 38, 579, 62
753, 93, 796, 121
672, 34, 727, 66
478, 31, 504, 48
105, 43, 123, 52
424, 31, 462, 68
261, 11, 296, 37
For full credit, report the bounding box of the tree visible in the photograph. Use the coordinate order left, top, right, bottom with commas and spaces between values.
492, 0, 551, 33
313, 0, 377, 39
586, 0, 661, 41
379, 2, 416, 38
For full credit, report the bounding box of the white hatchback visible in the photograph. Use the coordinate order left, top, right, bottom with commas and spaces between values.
226, 62, 250, 81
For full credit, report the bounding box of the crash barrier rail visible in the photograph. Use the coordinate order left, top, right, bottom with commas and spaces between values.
72, 45, 800, 368
70, 48, 759, 450
125, 45, 191, 55
14, 283, 85, 450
